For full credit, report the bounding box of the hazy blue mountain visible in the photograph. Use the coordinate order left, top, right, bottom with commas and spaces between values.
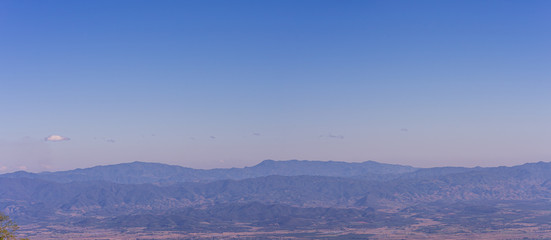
3, 161, 551, 223
4, 160, 551, 234
0, 159, 417, 184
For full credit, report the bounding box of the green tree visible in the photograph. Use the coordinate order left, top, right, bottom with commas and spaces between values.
0, 212, 28, 240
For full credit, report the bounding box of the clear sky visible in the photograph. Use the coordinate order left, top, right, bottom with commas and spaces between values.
1, 0, 550, 173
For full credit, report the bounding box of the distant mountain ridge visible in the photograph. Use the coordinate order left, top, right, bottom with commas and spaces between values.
0, 159, 417, 184
3, 159, 551, 236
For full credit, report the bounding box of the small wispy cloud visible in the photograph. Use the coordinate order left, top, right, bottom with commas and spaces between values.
210, 136, 216, 139
319, 134, 344, 140
94, 137, 116, 143
252, 132, 261, 136
45, 135, 70, 142
400, 128, 409, 132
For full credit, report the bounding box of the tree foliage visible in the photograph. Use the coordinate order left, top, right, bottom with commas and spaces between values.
0, 212, 27, 240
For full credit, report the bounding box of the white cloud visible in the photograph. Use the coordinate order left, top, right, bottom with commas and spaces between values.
45, 135, 70, 142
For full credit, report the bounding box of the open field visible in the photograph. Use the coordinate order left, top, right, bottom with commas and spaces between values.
18, 224, 551, 240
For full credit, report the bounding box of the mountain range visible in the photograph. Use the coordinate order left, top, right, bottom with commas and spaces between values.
2, 159, 551, 238
0, 159, 416, 184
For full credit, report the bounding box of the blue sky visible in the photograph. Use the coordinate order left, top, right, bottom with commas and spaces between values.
1, 0, 550, 172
